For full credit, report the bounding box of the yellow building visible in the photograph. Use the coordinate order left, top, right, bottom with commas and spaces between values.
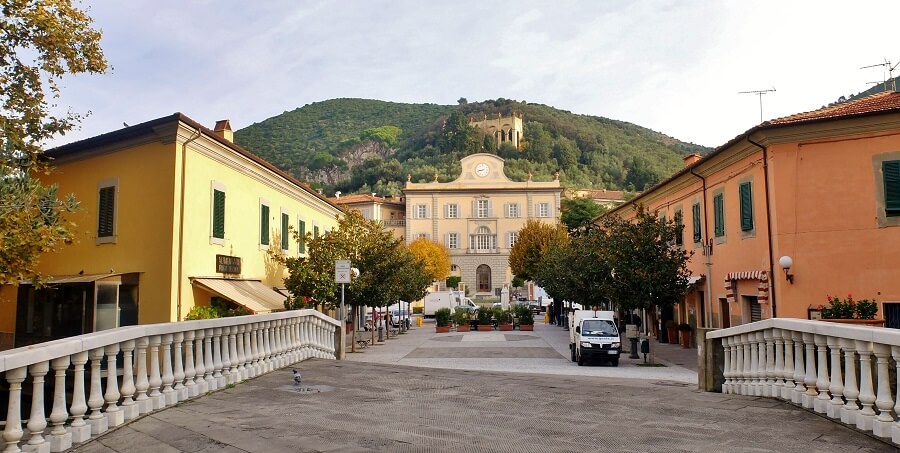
470, 113, 525, 150
403, 154, 562, 297
0, 113, 341, 349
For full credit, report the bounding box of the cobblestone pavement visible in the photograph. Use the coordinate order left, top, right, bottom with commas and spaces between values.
71, 359, 893, 453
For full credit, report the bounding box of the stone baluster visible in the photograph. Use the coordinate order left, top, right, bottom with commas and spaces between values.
801, 332, 818, 409
173, 332, 187, 401
791, 331, 806, 405
220, 327, 232, 385
262, 321, 273, 372
269, 321, 278, 370
856, 340, 877, 431
763, 330, 775, 398
183, 331, 198, 398
872, 343, 894, 438
753, 331, 764, 396
781, 330, 795, 401
194, 329, 208, 394
272, 320, 282, 368
721, 337, 732, 394
741, 333, 752, 395
813, 334, 830, 414
2, 367, 27, 453
841, 338, 860, 425
69, 351, 91, 443
298, 318, 308, 361
25, 361, 50, 452
891, 345, 900, 444
134, 337, 152, 414
48, 356, 73, 452
213, 328, 225, 388
87, 348, 108, 434
329, 322, 337, 357
236, 325, 248, 380
120, 340, 139, 421
203, 328, 217, 391
228, 326, 241, 384
772, 329, 784, 399
249, 323, 260, 377
148, 335, 165, 410
731, 335, 742, 395
310, 318, 318, 358
826, 336, 844, 419
161, 334, 177, 406
243, 324, 254, 379
290, 318, 300, 363
104, 343, 124, 427
281, 319, 290, 364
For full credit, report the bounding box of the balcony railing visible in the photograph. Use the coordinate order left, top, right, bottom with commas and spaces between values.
707, 318, 900, 446
0, 310, 339, 452
383, 219, 405, 227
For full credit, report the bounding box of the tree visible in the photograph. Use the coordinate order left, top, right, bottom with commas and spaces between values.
0, 0, 108, 285
446, 275, 461, 289
508, 219, 567, 281
438, 110, 479, 155
407, 237, 451, 282
560, 197, 605, 232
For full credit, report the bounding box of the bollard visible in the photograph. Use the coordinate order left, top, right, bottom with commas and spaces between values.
378, 326, 384, 342
629, 337, 640, 359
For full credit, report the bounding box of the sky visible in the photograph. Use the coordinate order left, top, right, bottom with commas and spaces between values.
51, 0, 900, 149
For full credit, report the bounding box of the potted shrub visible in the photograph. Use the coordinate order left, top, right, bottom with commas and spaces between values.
497, 308, 514, 331
665, 320, 677, 344
820, 294, 884, 326
453, 309, 471, 332
517, 305, 534, 331
677, 323, 692, 348
435, 307, 452, 333
476, 307, 494, 331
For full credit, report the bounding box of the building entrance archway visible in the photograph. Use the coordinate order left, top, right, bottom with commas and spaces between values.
476, 264, 491, 293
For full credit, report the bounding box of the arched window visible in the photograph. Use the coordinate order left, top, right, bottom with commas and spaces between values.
477, 264, 491, 293
471, 226, 495, 251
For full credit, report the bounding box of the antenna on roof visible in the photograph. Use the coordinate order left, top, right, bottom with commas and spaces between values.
738, 87, 776, 123
860, 58, 898, 91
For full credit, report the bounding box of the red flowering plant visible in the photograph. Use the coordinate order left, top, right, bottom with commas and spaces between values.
821, 294, 878, 320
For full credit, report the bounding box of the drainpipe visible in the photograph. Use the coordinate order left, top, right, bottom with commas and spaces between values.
689, 167, 713, 329
746, 136, 777, 318
176, 126, 203, 321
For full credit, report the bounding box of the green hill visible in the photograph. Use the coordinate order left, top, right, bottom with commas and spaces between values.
234, 98, 711, 196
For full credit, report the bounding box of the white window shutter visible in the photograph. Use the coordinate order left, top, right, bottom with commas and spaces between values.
472, 200, 477, 218
488, 199, 493, 218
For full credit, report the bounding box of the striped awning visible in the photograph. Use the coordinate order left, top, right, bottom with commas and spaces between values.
191, 278, 286, 314
724, 271, 769, 304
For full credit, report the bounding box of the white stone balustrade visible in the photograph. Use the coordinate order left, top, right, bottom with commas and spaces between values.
0, 310, 340, 452
707, 318, 900, 447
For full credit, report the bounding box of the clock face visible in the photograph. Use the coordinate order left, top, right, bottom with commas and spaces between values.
475, 163, 489, 177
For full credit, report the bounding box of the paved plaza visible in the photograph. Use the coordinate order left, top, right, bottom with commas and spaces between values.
70, 322, 893, 452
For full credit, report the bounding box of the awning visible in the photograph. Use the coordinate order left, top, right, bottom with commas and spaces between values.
687, 275, 705, 286
19, 273, 124, 286
191, 278, 286, 314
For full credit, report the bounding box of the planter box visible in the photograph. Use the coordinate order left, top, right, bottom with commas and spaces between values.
436, 325, 451, 333
666, 327, 677, 344
456, 325, 471, 332
520, 324, 534, 331
477, 325, 493, 331
822, 318, 885, 327
499, 324, 513, 331
680, 330, 691, 348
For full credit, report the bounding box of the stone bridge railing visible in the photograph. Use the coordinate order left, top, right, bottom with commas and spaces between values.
1, 309, 340, 452
706, 318, 900, 446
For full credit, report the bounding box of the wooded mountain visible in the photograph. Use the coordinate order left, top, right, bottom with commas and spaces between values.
234, 98, 711, 196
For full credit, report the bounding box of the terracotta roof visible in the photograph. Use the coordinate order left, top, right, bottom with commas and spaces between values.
45, 113, 341, 212
588, 189, 626, 201
329, 194, 405, 206
767, 91, 900, 126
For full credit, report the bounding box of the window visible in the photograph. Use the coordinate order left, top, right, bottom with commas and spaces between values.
739, 182, 754, 231
692, 202, 702, 243
259, 202, 270, 246
360, 208, 371, 219
281, 211, 290, 251
446, 204, 458, 218
508, 231, 519, 248
97, 180, 117, 243
211, 187, 225, 242
470, 226, 495, 251
537, 203, 550, 217
314, 225, 320, 239
674, 209, 683, 246
298, 219, 306, 253
447, 232, 458, 249
476, 199, 489, 218
884, 160, 900, 217
713, 193, 724, 237
416, 204, 427, 219
507, 203, 519, 218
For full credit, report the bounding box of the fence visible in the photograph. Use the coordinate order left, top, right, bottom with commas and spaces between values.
1, 309, 340, 452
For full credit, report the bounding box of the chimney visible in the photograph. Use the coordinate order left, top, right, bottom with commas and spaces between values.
334, 191, 341, 198
213, 120, 233, 142
683, 153, 701, 167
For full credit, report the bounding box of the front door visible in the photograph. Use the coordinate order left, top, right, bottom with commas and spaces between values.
476, 265, 491, 292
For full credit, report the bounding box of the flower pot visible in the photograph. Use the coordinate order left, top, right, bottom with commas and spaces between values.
499, 324, 513, 331
520, 324, 534, 331
822, 319, 885, 327
477, 325, 493, 331
680, 330, 691, 348
456, 324, 471, 332
435, 325, 450, 333
667, 327, 677, 344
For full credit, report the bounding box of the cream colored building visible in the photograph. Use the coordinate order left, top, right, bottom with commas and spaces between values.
328, 193, 406, 240
403, 154, 562, 297
470, 113, 525, 150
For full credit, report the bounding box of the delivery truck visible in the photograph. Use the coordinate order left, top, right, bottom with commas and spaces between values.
569, 310, 621, 366
423, 291, 477, 317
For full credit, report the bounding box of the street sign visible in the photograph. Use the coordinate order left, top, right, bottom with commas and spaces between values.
335, 260, 351, 284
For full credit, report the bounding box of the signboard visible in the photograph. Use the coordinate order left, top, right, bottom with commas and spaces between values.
335, 260, 351, 284
216, 255, 241, 274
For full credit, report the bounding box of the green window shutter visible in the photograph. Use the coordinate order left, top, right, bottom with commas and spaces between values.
884, 161, 900, 216
260, 204, 269, 245
692, 203, 701, 243
714, 194, 724, 237
298, 220, 306, 253
212, 190, 225, 239
739, 182, 753, 231
98, 186, 115, 237
674, 211, 683, 246
281, 213, 289, 250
